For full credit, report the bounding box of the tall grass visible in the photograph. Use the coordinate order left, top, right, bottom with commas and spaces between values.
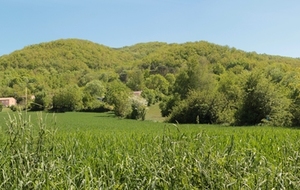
1, 112, 300, 189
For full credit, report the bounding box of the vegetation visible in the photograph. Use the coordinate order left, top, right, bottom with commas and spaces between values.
2, 39, 300, 188
1, 111, 300, 189
1, 38, 300, 126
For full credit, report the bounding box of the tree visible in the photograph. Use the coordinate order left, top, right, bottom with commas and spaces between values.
216, 71, 242, 124
52, 85, 83, 111
235, 71, 292, 126
125, 69, 144, 91
30, 91, 52, 111
145, 74, 170, 96
159, 93, 181, 117
82, 80, 106, 110
168, 90, 221, 124
141, 88, 158, 106
105, 81, 132, 117
173, 56, 215, 98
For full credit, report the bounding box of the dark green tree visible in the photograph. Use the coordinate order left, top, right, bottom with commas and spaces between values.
52, 85, 83, 111
30, 91, 52, 111
168, 90, 221, 124
235, 71, 292, 126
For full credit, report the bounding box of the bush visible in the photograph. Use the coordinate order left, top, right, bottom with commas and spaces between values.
10, 105, 18, 112
0, 103, 2, 112
141, 88, 159, 106
168, 90, 220, 124
128, 96, 148, 120
52, 85, 83, 111
159, 94, 181, 117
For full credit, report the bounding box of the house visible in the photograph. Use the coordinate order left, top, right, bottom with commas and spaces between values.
0, 97, 17, 107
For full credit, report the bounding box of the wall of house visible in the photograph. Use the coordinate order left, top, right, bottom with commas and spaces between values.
0, 98, 17, 107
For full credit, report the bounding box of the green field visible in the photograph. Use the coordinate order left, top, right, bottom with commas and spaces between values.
1, 111, 300, 189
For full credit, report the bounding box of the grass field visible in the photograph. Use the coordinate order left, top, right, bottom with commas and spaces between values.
1, 111, 300, 189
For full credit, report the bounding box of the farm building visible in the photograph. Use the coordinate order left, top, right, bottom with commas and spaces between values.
0, 97, 17, 107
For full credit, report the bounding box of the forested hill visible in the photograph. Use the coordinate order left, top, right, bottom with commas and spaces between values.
0, 39, 135, 71
1, 38, 300, 126
1, 38, 300, 72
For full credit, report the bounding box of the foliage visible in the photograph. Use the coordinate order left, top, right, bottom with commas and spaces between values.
10, 105, 18, 112
159, 93, 181, 117
0, 103, 2, 112
173, 56, 215, 98
168, 90, 221, 124
52, 85, 83, 111
105, 81, 132, 117
145, 74, 170, 95
235, 71, 292, 126
31, 90, 52, 111
125, 69, 145, 91
1, 39, 300, 125
81, 80, 106, 111
127, 95, 148, 120
141, 88, 158, 106
216, 71, 242, 124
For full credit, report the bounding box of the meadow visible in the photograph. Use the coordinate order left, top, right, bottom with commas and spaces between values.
1, 111, 300, 189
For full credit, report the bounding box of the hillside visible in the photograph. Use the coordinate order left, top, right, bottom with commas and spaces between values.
0, 39, 135, 71
1, 39, 300, 73
1, 38, 300, 126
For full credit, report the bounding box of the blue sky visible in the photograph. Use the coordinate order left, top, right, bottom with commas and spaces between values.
1, 0, 299, 57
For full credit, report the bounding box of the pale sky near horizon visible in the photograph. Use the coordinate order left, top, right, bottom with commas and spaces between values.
0, 0, 299, 58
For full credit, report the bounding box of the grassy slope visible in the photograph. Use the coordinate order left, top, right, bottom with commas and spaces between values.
145, 103, 166, 122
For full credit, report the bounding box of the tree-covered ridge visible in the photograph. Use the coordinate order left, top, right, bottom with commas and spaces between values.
1, 39, 300, 74
1, 38, 300, 126
0, 39, 135, 72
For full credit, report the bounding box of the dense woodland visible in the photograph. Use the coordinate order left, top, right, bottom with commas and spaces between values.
1, 39, 300, 126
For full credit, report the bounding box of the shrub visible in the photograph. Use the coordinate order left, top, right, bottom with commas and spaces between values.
141, 88, 159, 106
52, 85, 83, 111
168, 90, 220, 124
128, 95, 148, 120
159, 93, 181, 117
10, 105, 18, 112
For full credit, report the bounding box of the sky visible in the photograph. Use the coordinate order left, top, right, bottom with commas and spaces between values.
0, 0, 299, 58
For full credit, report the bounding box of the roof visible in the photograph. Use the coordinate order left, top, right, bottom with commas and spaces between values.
0, 97, 16, 100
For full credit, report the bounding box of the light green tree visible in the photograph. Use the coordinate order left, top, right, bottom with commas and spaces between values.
105, 81, 132, 117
